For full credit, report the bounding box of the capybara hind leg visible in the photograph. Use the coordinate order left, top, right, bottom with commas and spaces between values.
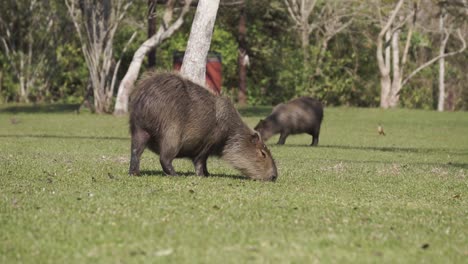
277, 132, 289, 145
160, 155, 177, 176
193, 155, 209, 176
129, 128, 150, 176
159, 140, 179, 176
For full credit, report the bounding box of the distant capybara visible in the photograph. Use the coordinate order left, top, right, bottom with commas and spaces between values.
254, 97, 323, 146
129, 72, 278, 181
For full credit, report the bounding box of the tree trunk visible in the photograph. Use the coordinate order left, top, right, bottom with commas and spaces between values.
375, 0, 404, 109
113, 0, 192, 115
147, 0, 157, 68
380, 75, 391, 109
180, 0, 220, 85
301, 26, 310, 68
378, 31, 392, 108
437, 9, 446, 112
114, 38, 159, 115
237, 3, 247, 105
389, 29, 401, 108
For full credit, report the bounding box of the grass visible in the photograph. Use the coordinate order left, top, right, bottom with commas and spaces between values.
1, 104, 467, 263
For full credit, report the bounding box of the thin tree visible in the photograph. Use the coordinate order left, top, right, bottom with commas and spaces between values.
180, 0, 220, 85
435, 0, 468, 111
66, 0, 133, 113
0, 0, 54, 102
375, 0, 466, 109
283, 0, 318, 69
237, 0, 248, 105
113, 0, 193, 115
147, 0, 157, 68
283, 0, 355, 92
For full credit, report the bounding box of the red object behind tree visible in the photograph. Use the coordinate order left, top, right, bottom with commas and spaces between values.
173, 51, 222, 95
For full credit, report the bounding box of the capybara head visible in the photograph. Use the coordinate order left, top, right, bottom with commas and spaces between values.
223, 132, 277, 181
254, 119, 275, 142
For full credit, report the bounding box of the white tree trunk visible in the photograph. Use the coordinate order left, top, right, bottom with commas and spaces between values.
113, 32, 163, 115
438, 49, 446, 112
389, 29, 401, 108
180, 0, 220, 85
376, 0, 404, 109
380, 75, 391, 109
113, 0, 192, 115
379, 30, 392, 108
438, 10, 446, 112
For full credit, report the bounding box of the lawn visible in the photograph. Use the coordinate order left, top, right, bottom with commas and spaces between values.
1, 104, 467, 263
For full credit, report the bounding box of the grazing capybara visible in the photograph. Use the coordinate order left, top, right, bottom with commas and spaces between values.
128, 72, 278, 181
254, 97, 323, 146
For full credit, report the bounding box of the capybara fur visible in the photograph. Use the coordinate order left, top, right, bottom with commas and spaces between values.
254, 97, 323, 146
129, 72, 278, 181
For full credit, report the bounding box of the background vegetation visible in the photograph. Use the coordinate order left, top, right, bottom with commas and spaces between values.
0, 0, 467, 110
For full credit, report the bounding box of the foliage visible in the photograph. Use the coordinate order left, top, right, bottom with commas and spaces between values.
1, 106, 467, 262
49, 44, 89, 103
0, 0, 467, 110
400, 67, 435, 110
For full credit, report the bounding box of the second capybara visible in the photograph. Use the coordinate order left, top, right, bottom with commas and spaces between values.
128, 72, 278, 181
254, 97, 323, 146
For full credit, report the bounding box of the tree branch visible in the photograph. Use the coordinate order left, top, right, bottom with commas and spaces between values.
401, 29, 466, 88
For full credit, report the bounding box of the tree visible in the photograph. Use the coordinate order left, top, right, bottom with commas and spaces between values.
313, 1, 355, 77
0, 0, 55, 102
180, 0, 220, 85
375, 0, 466, 109
237, 0, 248, 105
283, 0, 318, 69
435, 0, 468, 111
283, 0, 355, 92
66, 0, 133, 113
147, 0, 157, 68
113, 0, 193, 115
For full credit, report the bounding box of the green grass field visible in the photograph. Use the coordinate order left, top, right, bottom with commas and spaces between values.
1, 104, 467, 263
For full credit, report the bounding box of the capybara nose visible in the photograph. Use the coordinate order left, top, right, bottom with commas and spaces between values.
271, 174, 277, 182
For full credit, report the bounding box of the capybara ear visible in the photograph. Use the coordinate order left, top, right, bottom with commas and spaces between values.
250, 132, 261, 144
256, 148, 267, 159
254, 120, 263, 130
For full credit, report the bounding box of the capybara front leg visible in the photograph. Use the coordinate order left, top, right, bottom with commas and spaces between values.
160, 155, 177, 176
277, 132, 289, 145
129, 128, 150, 176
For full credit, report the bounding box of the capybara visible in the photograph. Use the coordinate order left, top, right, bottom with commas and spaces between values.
129, 72, 278, 181
254, 97, 323, 146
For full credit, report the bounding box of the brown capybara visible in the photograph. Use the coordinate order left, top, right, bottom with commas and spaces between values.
128, 72, 278, 181
254, 97, 323, 146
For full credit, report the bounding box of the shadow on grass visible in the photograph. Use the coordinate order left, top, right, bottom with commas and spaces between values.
237, 106, 273, 117
321, 158, 468, 169
447, 162, 468, 169
0, 134, 128, 141
1, 104, 80, 114
139, 169, 248, 180
276, 143, 468, 155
